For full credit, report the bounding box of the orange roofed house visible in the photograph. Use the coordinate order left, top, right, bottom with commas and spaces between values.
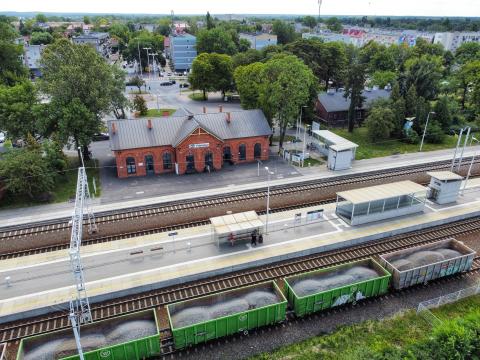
107, 109, 272, 178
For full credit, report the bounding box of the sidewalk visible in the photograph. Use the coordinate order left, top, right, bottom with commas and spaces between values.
0, 145, 478, 228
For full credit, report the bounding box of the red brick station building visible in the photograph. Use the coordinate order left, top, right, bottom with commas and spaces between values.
107, 109, 272, 178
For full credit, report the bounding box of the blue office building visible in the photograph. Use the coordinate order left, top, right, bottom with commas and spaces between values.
170, 34, 197, 72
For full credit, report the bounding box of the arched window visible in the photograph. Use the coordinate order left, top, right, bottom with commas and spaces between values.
126, 157, 136, 174
163, 152, 172, 170
254, 143, 261, 159
239, 144, 246, 161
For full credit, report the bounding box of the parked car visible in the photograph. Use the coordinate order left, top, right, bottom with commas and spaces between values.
179, 83, 190, 88
160, 81, 174, 86
167, 72, 172, 76
170, 80, 176, 84
93, 132, 110, 141
0, 132, 5, 143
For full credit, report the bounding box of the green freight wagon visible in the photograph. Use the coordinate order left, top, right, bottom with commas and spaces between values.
285, 258, 391, 317
16, 310, 160, 360
167, 281, 287, 349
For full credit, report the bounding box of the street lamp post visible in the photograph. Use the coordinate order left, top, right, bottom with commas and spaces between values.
143, 47, 151, 78
264, 166, 274, 234
296, 105, 307, 149
419, 111, 435, 152
137, 41, 143, 76
302, 124, 311, 167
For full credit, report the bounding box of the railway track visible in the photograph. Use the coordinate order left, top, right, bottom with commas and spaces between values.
1, 158, 476, 237
1, 215, 479, 345
2, 158, 479, 258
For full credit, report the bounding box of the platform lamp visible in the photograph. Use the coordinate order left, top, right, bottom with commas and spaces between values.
419, 111, 435, 152
264, 166, 275, 235
462, 136, 479, 195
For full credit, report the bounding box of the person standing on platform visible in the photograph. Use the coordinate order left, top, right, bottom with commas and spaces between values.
251, 230, 257, 246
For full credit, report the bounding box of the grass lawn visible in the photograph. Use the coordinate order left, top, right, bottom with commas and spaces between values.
188, 92, 208, 101
53, 158, 101, 202
250, 295, 480, 360
0, 157, 101, 209
331, 127, 458, 160
303, 157, 323, 167
140, 108, 176, 117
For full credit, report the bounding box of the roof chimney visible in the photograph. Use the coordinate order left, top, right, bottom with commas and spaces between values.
147, 119, 152, 129
218, 105, 223, 113
226, 112, 231, 123
111, 122, 116, 134
203, 106, 206, 113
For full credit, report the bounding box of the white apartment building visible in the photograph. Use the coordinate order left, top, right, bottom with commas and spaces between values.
433, 32, 480, 52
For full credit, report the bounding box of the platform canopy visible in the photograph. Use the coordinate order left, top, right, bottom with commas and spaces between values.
210, 211, 263, 236
337, 180, 427, 205
312, 130, 358, 150
427, 171, 463, 181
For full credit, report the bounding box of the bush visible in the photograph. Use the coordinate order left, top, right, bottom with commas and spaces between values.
402, 128, 420, 144
133, 95, 148, 116
425, 120, 445, 144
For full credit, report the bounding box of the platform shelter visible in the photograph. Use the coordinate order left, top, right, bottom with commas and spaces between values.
335, 181, 427, 225
210, 211, 263, 246
311, 130, 358, 170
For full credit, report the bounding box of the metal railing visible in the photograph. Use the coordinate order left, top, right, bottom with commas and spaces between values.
416, 282, 480, 325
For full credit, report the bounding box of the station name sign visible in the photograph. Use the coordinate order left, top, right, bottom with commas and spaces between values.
189, 143, 209, 149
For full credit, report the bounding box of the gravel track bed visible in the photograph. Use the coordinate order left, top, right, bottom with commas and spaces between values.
167, 273, 479, 360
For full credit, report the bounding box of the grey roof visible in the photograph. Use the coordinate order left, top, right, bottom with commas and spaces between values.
108, 109, 272, 151
318, 89, 391, 113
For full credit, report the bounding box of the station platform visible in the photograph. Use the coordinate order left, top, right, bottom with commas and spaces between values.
1, 179, 480, 323
1, 146, 479, 228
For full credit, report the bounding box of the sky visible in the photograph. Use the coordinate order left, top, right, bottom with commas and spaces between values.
2, 0, 480, 17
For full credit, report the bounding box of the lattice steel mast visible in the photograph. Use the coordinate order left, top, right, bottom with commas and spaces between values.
69, 149, 97, 360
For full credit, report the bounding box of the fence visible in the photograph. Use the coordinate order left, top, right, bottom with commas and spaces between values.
416, 282, 480, 325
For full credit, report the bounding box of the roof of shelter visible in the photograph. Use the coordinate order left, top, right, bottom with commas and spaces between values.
337, 180, 427, 205
107, 109, 272, 151
427, 171, 463, 181
210, 211, 263, 235
312, 130, 358, 150
318, 89, 391, 113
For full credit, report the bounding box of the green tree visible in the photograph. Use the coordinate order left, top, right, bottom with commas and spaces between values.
155, 19, 171, 36
189, 53, 214, 100
238, 38, 251, 52
232, 49, 264, 68
206, 11, 215, 30
391, 97, 407, 137
260, 54, 316, 147
326, 17, 343, 32
433, 96, 452, 131
272, 20, 296, 45
189, 53, 234, 99
455, 60, 480, 110
405, 55, 443, 100
302, 16, 317, 29
108, 66, 130, 119
83, 16, 91, 25
344, 50, 366, 132
35, 14, 48, 23
43, 138, 67, 174
133, 95, 147, 116
0, 148, 54, 199
39, 39, 126, 159
130, 75, 145, 93
108, 23, 130, 51
0, 81, 39, 139
413, 37, 445, 57
405, 85, 418, 117
364, 106, 395, 141
196, 28, 237, 55
30, 31, 54, 45
234, 62, 265, 109
455, 42, 480, 64
124, 32, 165, 71
370, 70, 396, 88
0, 20, 27, 85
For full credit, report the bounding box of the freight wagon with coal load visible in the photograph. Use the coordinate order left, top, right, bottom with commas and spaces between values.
380, 238, 475, 289
16, 310, 160, 360
167, 281, 287, 349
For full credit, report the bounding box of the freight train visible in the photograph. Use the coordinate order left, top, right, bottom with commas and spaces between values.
15, 238, 475, 360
